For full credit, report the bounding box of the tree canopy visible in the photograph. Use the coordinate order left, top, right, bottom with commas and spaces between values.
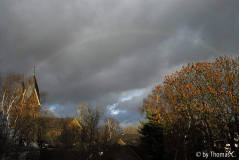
140, 55, 239, 159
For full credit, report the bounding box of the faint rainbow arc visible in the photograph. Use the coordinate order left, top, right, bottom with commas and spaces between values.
28, 29, 224, 75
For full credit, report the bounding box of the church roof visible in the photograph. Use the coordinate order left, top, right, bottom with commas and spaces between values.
14, 82, 25, 104
25, 75, 40, 102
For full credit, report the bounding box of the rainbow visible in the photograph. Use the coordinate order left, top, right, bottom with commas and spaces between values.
27, 29, 224, 75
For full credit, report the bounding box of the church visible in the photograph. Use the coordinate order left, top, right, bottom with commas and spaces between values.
10, 71, 40, 127
10, 70, 82, 148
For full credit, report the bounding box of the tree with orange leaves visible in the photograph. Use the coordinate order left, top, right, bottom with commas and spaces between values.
140, 55, 239, 159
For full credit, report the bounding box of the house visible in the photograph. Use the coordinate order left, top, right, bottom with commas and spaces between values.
42, 117, 82, 148
103, 133, 142, 160
111, 133, 141, 146
45, 117, 82, 138
118, 138, 126, 146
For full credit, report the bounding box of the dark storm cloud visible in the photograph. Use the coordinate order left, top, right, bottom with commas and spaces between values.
1, 0, 239, 124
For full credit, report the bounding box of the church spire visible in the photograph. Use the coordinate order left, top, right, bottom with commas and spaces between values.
33, 66, 35, 76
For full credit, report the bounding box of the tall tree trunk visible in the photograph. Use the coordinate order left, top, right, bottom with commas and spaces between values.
204, 117, 215, 151
228, 123, 236, 152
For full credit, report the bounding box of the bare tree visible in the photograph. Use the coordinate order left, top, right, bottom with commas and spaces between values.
103, 117, 120, 139
39, 92, 48, 106
123, 125, 139, 134
0, 72, 48, 159
0, 72, 29, 158
0, 72, 23, 124
75, 101, 103, 159
36, 108, 56, 148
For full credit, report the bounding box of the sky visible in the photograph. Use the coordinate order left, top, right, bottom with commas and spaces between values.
0, 0, 239, 127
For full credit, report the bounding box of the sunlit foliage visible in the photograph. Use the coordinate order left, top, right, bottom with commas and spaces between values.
141, 55, 239, 159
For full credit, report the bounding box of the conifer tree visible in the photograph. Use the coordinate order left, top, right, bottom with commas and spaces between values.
139, 111, 164, 160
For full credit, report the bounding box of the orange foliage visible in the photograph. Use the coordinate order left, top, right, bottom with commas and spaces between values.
142, 55, 239, 126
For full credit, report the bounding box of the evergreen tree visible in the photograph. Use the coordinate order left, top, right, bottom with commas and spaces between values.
139, 111, 164, 160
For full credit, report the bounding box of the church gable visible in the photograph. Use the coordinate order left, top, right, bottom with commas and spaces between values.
27, 89, 40, 106
11, 73, 41, 127
25, 89, 40, 117
25, 75, 40, 103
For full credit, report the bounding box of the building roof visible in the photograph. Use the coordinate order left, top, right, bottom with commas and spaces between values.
38, 117, 82, 130
110, 133, 140, 145
14, 81, 25, 104
25, 75, 40, 102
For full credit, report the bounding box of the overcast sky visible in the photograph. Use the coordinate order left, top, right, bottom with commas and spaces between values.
1, 0, 238, 127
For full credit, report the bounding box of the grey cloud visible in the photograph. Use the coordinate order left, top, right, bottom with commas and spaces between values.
1, 0, 239, 125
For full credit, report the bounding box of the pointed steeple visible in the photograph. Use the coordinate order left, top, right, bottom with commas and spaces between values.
25, 67, 40, 102
33, 66, 35, 76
